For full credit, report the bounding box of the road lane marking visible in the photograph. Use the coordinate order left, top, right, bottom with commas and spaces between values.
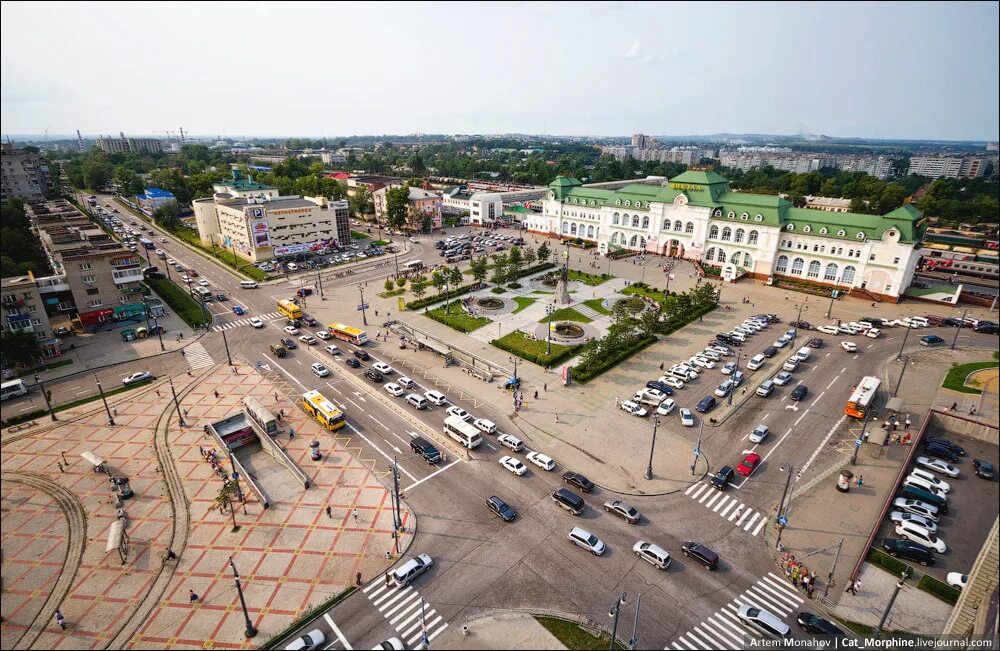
798, 414, 848, 480
323, 613, 353, 650
712, 495, 730, 512
825, 377, 839, 390
751, 517, 767, 536
811, 391, 826, 406
840, 367, 847, 373
687, 482, 708, 498
369, 415, 390, 430
761, 413, 769, 421
704, 492, 722, 508
402, 457, 463, 493
793, 409, 810, 426
742, 512, 761, 532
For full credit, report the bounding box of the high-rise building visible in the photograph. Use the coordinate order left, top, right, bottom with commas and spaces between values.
96, 134, 164, 155
1, 145, 51, 201
631, 134, 649, 149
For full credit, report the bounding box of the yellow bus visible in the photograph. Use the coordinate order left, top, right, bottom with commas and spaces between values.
277, 299, 303, 320
327, 322, 368, 345
301, 390, 346, 431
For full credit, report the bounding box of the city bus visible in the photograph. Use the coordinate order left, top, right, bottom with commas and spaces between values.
242, 396, 278, 435
192, 286, 213, 302
327, 322, 368, 345
845, 376, 881, 419
401, 260, 423, 273
301, 390, 347, 431
443, 414, 483, 449
277, 299, 303, 320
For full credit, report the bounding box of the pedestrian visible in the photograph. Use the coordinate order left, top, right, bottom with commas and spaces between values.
353, 508, 359, 522
325, 505, 332, 518
375, 309, 379, 316
807, 580, 815, 598
970, 406, 977, 416
385, 571, 393, 587
846, 580, 858, 595
54, 610, 66, 630
802, 574, 810, 593
112, 406, 118, 417
289, 428, 295, 439
156, 389, 161, 397
950, 402, 958, 411
189, 590, 200, 603
213, 390, 219, 398
659, 362, 664, 371
274, 392, 279, 402
534, 390, 538, 399
543, 383, 547, 392
182, 408, 188, 418
57, 461, 64, 473
555, 413, 560, 423
356, 571, 362, 586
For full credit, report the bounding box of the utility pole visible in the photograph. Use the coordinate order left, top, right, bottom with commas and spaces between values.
628, 593, 642, 650
358, 283, 368, 326
392, 458, 402, 554
873, 570, 910, 637
893, 355, 909, 397
221, 327, 233, 366
895, 324, 911, 361
546, 302, 555, 355
608, 592, 627, 651
317, 270, 324, 300
169, 376, 186, 427
852, 406, 873, 465
727, 351, 742, 407
645, 417, 660, 480
229, 556, 257, 638
775, 463, 795, 550
96, 374, 115, 425
825, 285, 838, 319
419, 598, 429, 649
950, 308, 967, 350
690, 421, 703, 475
34, 373, 57, 421
793, 301, 805, 337
823, 538, 844, 598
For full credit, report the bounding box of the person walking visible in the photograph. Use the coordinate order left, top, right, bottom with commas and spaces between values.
533, 390, 538, 400
970, 405, 977, 417
950, 402, 958, 411
353, 508, 359, 522
846, 580, 858, 595
289, 428, 295, 439
385, 571, 393, 588
57, 461, 64, 473
189, 590, 200, 603
356, 571, 362, 586
543, 383, 547, 392
325, 505, 332, 518
54, 609, 67, 630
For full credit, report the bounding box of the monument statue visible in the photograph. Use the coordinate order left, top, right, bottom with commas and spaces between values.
554, 255, 571, 305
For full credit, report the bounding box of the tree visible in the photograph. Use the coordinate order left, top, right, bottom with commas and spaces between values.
82, 154, 112, 191
449, 266, 464, 288
211, 479, 243, 531
385, 186, 410, 232
523, 246, 537, 268
537, 241, 551, 262
430, 269, 447, 298
469, 255, 489, 287
395, 275, 407, 288
0, 328, 44, 369
420, 214, 434, 233
154, 201, 181, 229
409, 152, 426, 175
507, 246, 523, 279
384, 278, 395, 292
411, 275, 428, 308
350, 185, 372, 219
490, 252, 509, 287
113, 165, 144, 196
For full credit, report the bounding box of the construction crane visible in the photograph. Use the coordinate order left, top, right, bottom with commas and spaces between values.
153, 129, 175, 142
178, 126, 186, 143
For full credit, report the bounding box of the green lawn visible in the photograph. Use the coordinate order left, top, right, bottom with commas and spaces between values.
567, 269, 612, 286
540, 306, 592, 324
425, 306, 491, 333
350, 230, 370, 240
145, 277, 210, 327
377, 288, 406, 298
622, 283, 668, 306
491, 330, 581, 367
534, 616, 628, 651
512, 297, 537, 314
165, 225, 268, 281
942, 361, 998, 394
583, 298, 610, 315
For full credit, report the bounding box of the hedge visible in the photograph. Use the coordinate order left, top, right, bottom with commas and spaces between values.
491, 330, 582, 368
917, 575, 961, 605
573, 335, 659, 384
145, 277, 209, 327
865, 548, 912, 577
426, 306, 491, 333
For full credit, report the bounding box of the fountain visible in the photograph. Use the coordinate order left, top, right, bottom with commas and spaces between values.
553, 322, 585, 339
476, 297, 505, 310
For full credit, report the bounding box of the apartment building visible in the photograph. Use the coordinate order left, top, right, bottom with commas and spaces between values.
1, 145, 51, 201
1, 273, 60, 357
371, 186, 442, 232
96, 133, 165, 155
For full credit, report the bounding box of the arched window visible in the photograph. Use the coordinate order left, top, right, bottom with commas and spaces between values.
570, 223, 577, 236
743, 252, 754, 268
632, 215, 640, 228
662, 220, 671, 231
705, 247, 716, 262
807, 261, 821, 278
629, 234, 639, 248
612, 213, 620, 225
824, 263, 838, 281
675, 220, 683, 232
685, 222, 694, 233
709, 225, 719, 239
562, 222, 569, 234
842, 265, 856, 284
791, 257, 805, 275
776, 255, 789, 273
748, 230, 759, 245
639, 236, 646, 249
611, 232, 620, 244
734, 229, 745, 243
721, 227, 732, 241
642, 215, 649, 228
717, 250, 727, 263
587, 225, 594, 238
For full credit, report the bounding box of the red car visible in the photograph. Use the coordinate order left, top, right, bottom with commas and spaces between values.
188, 269, 199, 277
736, 452, 761, 477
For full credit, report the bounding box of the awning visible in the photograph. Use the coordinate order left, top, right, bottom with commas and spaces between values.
81, 451, 105, 467
886, 397, 904, 413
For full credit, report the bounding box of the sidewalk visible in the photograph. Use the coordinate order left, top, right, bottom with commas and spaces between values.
433, 613, 566, 650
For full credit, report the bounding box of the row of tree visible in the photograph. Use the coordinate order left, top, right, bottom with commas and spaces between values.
1, 199, 52, 277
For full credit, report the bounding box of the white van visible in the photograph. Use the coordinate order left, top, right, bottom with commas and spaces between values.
424, 390, 447, 406
795, 346, 812, 362
668, 368, 692, 382
1, 379, 29, 401
907, 316, 930, 328
405, 394, 428, 410
746, 354, 766, 371
240, 280, 259, 289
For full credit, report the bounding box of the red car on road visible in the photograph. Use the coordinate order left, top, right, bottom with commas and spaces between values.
188, 269, 199, 277
736, 452, 761, 477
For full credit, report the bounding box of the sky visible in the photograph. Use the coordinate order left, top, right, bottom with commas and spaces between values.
2, 1, 998, 140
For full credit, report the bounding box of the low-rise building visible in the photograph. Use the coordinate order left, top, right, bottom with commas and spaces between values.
136, 187, 177, 214
371, 186, 442, 232
1, 273, 61, 357
1, 145, 51, 201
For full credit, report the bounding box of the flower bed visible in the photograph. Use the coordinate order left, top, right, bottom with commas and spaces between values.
492, 330, 582, 367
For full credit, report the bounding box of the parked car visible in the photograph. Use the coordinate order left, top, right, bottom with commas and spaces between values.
892, 498, 939, 523
284, 629, 326, 651
384, 382, 405, 396
895, 521, 946, 553
946, 573, 969, 590
372, 361, 394, 374
881, 538, 935, 566
888, 511, 937, 534
679, 408, 695, 427
796, 613, 845, 637
695, 396, 717, 413
926, 436, 966, 456
620, 400, 648, 417
915, 456, 960, 478
364, 369, 384, 383
973, 459, 995, 480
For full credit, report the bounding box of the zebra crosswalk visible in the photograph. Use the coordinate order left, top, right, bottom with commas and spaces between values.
669, 572, 804, 649
684, 481, 769, 536
184, 341, 214, 370
362, 578, 449, 647
212, 311, 282, 332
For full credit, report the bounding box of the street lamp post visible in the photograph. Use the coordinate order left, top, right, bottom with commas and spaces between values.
895, 324, 911, 361
34, 373, 57, 421
95, 374, 115, 425
221, 327, 233, 366
608, 592, 627, 651
169, 376, 186, 427
950, 308, 967, 350
873, 570, 911, 637
691, 421, 703, 475
645, 416, 660, 480
727, 351, 742, 407
358, 284, 368, 326
229, 556, 257, 638
317, 270, 324, 300
628, 593, 642, 650
852, 406, 873, 465
546, 302, 556, 355
775, 463, 795, 550
825, 285, 838, 319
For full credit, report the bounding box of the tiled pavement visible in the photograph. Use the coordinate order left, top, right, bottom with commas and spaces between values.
1, 364, 409, 650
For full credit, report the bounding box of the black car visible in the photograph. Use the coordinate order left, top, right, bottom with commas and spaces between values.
882, 538, 935, 566
974, 322, 999, 334
681, 542, 719, 570
364, 369, 384, 383
791, 320, 813, 330
303, 316, 318, 327
790, 385, 808, 401
973, 459, 994, 480
924, 442, 959, 463
281, 338, 298, 349
711, 466, 735, 491
345, 357, 361, 368
807, 338, 824, 348
486, 496, 517, 522
926, 436, 966, 457
796, 612, 845, 636
761, 346, 778, 358
562, 471, 594, 493
645, 380, 674, 396
286, 318, 302, 327
943, 317, 966, 327
695, 396, 717, 413
353, 349, 371, 361
716, 333, 737, 346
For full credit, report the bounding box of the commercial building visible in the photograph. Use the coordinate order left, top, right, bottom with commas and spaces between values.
1, 145, 51, 201
525, 171, 926, 302
1, 273, 61, 358
192, 173, 350, 261
371, 186, 442, 232
135, 187, 176, 214
96, 133, 165, 155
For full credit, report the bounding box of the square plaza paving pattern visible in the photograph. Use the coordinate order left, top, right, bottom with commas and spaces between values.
1, 363, 409, 649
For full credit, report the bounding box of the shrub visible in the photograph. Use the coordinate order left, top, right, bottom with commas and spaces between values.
573, 335, 658, 383
491, 287, 505, 294
145, 277, 208, 327
492, 330, 582, 367
507, 282, 522, 289
426, 306, 491, 333
865, 548, 912, 577
384, 278, 395, 292
917, 575, 961, 605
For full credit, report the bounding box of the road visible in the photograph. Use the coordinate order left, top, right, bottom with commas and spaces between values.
12, 197, 998, 649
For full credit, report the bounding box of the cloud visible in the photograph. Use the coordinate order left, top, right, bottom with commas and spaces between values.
624, 38, 664, 65
624, 38, 642, 59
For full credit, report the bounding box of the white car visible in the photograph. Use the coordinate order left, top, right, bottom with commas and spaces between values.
446, 405, 471, 421
499, 455, 528, 476
197, 279, 210, 287
620, 400, 648, 417
635, 388, 668, 403
721, 362, 737, 375
817, 325, 840, 335
888, 511, 937, 534
914, 456, 960, 478
284, 325, 300, 335
315, 331, 332, 340
250, 317, 264, 328
700, 350, 721, 361
299, 335, 317, 345
473, 418, 497, 434
372, 362, 394, 375
841, 341, 858, 352
497, 433, 524, 452
656, 398, 676, 416
180, 275, 191, 283
659, 376, 685, 389
773, 371, 793, 386
679, 408, 695, 427
424, 390, 447, 406
947, 573, 968, 591
324, 344, 341, 355
159, 237, 168, 243
690, 356, 715, 369
865, 328, 882, 339
782, 358, 799, 372
398, 376, 416, 389
122, 371, 154, 385
907, 468, 951, 493
384, 382, 405, 397
895, 522, 946, 553
309, 362, 331, 377
526, 451, 555, 471
772, 337, 789, 348
166, 257, 177, 265
749, 424, 769, 444
746, 354, 766, 371
285, 628, 325, 651
707, 345, 732, 357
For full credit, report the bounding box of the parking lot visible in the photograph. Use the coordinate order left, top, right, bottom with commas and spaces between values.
873, 431, 999, 584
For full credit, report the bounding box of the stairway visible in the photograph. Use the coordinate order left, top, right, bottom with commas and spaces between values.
574, 302, 602, 319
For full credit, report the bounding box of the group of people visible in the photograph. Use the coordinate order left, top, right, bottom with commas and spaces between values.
199, 446, 227, 480
779, 552, 816, 598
